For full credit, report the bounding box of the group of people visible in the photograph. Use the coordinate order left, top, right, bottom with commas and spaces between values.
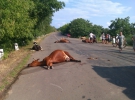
101, 33, 111, 44
112, 32, 135, 53
110, 32, 135, 53
90, 32, 135, 53
103, 32, 126, 52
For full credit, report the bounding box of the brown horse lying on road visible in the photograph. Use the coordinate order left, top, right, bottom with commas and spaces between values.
82, 38, 97, 43
54, 38, 71, 43
28, 49, 81, 69
82, 39, 91, 43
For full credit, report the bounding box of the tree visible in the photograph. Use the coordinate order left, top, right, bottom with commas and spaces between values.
30, 0, 65, 36
0, 0, 65, 51
0, 0, 36, 50
109, 17, 131, 36
91, 25, 103, 37
58, 23, 70, 35
130, 23, 135, 34
69, 18, 92, 37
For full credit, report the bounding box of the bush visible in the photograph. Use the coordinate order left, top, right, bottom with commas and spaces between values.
126, 35, 133, 46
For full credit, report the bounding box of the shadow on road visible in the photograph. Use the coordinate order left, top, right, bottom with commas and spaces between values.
20, 62, 73, 75
92, 65, 135, 100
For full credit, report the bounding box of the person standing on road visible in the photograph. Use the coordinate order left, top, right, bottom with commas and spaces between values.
115, 34, 119, 47
112, 36, 116, 46
132, 34, 135, 52
101, 33, 105, 44
108, 34, 111, 42
105, 33, 109, 44
118, 32, 125, 52
89, 32, 93, 43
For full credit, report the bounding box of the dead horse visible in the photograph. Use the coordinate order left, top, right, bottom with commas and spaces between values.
54, 38, 70, 43
28, 49, 81, 69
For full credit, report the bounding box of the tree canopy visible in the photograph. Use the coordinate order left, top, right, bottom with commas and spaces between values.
58, 17, 135, 41
58, 18, 104, 38
69, 18, 92, 37
109, 17, 133, 36
0, 0, 65, 51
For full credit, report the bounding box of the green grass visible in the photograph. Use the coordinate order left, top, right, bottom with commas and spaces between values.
2, 51, 10, 60
0, 54, 30, 91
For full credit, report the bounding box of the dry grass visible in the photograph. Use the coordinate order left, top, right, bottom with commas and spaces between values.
0, 34, 49, 100
0, 46, 31, 100
0, 49, 28, 85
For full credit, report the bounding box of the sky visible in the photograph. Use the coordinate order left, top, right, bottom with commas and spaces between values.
51, 0, 135, 29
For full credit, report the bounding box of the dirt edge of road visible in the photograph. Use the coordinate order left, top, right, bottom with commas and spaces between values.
0, 34, 50, 100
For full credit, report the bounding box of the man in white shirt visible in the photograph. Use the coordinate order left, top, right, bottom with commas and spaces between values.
89, 32, 93, 43
101, 33, 105, 44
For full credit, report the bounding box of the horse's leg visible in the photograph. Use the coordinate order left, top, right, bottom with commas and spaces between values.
46, 60, 53, 69
64, 51, 81, 62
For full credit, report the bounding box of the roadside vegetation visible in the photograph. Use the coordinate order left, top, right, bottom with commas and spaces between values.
0, 0, 65, 55
0, 0, 65, 99
0, 35, 46, 100
58, 17, 135, 45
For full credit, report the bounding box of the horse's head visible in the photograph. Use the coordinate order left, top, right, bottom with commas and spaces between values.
27, 59, 40, 67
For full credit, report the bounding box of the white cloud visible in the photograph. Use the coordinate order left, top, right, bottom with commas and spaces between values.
71, 0, 131, 15
131, 16, 135, 20
51, 0, 132, 28
106, 22, 111, 27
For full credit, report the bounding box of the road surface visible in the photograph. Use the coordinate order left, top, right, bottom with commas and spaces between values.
5, 32, 135, 100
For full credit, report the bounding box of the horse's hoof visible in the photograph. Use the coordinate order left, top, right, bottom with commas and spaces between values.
50, 66, 53, 69
46, 67, 50, 70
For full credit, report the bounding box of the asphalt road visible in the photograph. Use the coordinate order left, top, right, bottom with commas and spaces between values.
5, 32, 135, 100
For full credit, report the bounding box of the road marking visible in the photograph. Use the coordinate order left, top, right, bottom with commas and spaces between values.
50, 83, 63, 91
53, 34, 59, 40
